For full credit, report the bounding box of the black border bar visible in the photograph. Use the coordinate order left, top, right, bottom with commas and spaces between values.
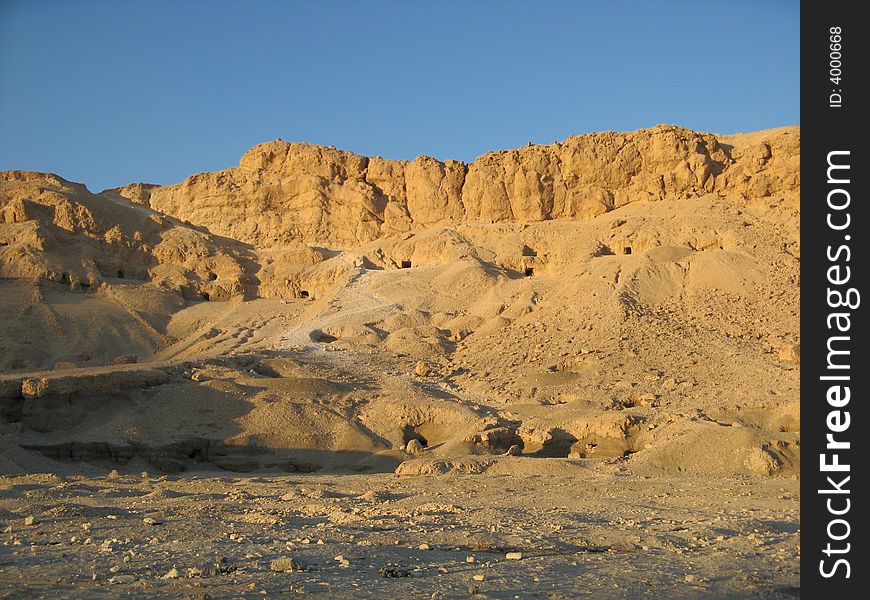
802, 2, 868, 596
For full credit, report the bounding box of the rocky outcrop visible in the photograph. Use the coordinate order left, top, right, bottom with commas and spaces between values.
0, 171, 255, 300
142, 125, 800, 247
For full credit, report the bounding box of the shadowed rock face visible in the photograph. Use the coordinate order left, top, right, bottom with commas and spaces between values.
134, 125, 799, 247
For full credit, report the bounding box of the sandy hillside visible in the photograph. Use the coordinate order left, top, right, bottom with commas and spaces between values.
0, 125, 800, 598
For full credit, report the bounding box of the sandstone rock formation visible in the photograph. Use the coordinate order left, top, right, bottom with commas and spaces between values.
0, 123, 802, 600
0, 124, 800, 484
140, 125, 799, 247
0, 171, 254, 298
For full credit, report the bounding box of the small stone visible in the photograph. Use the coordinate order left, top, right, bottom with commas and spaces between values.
505, 444, 522, 456
24, 516, 37, 526
379, 566, 411, 578
505, 552, 522, 560
143, 517, 162, 526
684, 574, 699, 583
185, 566, 204, 578
472, 574, 485, 581
466, 555, 475, 563
414, 361, 431, 377
333, 554, 350, 567
777, 343, 800, 362
109, 575, 137, 584
406, 439, 425, 455
418, 543, 430, 550
270, 557, 307, 572
163, 567, 180, 579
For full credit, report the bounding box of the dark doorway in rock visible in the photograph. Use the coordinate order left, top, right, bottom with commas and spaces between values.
401, 260, 412, 269
623, 247, 632, 255
208, 272, 218, 281
117, 269, 124, 279
402, 426, 428, 447
201, 292, 210, 301
299, 290, 310, 298
524, 267, 534, 277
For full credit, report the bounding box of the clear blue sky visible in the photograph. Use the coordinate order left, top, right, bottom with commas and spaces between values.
0, 0, 799, 192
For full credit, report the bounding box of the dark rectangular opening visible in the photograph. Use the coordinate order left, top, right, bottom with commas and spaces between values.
623, 247, 632, 255
401, 260, 412, 269
299, 290, 310, 298
524, 267, 534, 277
117, 269, 124, 278
201, 292, 210, 301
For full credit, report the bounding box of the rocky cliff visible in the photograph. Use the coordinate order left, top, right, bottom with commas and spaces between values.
121, 125, 799, 247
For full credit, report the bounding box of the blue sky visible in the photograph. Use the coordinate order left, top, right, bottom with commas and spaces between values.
0, 0, 799, 192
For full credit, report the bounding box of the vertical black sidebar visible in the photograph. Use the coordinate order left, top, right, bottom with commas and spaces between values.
802, 2, 868, 597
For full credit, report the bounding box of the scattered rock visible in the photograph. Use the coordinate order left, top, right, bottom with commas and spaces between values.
744, 446, 783, 476
406, 439, 425, 455
505, 552, 523, 560
379, 567, 411, 578
162, 567, 180, 579
271, 556, 308, 573
777, 344, 800, 362
505, 444, 522, 456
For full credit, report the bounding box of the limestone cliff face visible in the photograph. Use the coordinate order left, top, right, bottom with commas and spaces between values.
0, 171, 255, 300
139, 124, 798, 248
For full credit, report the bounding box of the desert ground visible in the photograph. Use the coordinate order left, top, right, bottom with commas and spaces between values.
0, 124, 800, 598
